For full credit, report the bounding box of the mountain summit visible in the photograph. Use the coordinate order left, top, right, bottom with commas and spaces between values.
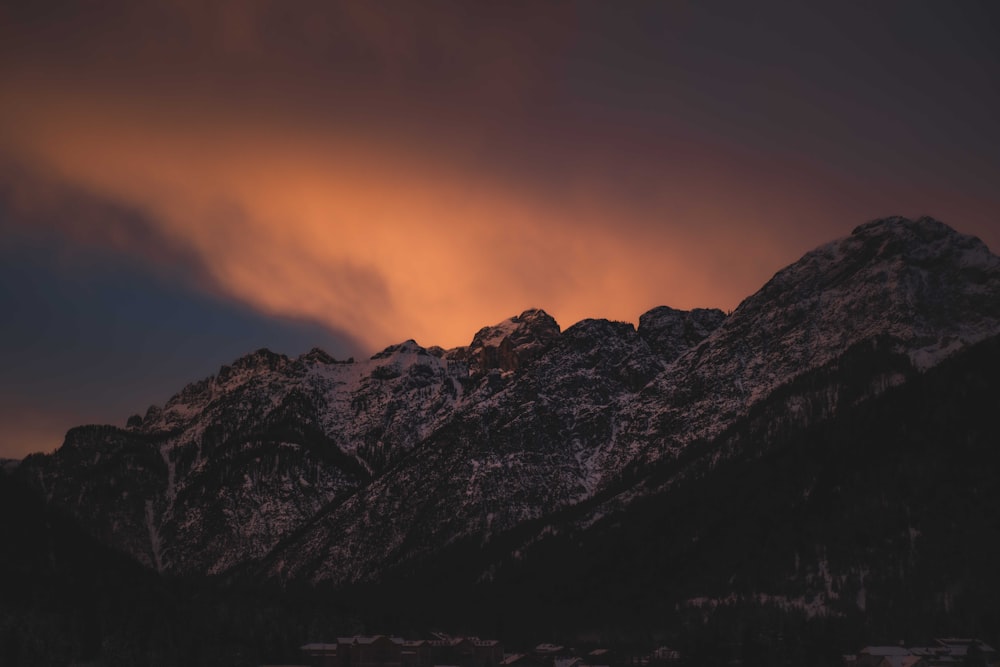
616, 216, 1000, 466
738, 216, 1000, 370
461, 308, 561, 373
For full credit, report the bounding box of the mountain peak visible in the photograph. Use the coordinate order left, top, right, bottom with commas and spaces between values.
748, 217, 996, 300
465, 309, 561, 373
371, 339, 428, 359
850, 215, 959, 240
838, 215, 992, 266
212, 347, 291, 387
230, 347, 290, 372
298, 347, 336, 365
716, 216, 1000, 390
637, 306, 727, 363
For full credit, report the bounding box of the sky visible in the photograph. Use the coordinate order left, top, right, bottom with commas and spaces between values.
1, 1, 999, 459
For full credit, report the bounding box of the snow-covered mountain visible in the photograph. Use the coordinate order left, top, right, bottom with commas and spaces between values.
622, 215, 1000, 466
19, 302, 722, 576
17, 217, 1000, 613
20, 337, 472, 574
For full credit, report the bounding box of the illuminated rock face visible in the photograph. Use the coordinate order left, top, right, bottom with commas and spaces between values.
18, 218, 1000, 602
464, 308, 562, 373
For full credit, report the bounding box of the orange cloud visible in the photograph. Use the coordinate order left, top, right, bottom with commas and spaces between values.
8, 2, 992, 353
1, 77, 780, 351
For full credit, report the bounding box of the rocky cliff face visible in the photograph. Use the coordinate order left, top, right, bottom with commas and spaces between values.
623, 216, 1000, 466
17, 217, 1000, 606
19, 297, 721, 576
20, 340, 468, 573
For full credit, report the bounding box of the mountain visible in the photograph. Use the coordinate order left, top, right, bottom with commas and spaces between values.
17, 302, 725, 578
455, 330, 1000, 651
15, 216, 1000, 644
248, 216, 1000, 587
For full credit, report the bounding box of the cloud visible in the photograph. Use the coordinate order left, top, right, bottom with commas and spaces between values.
0, 75, 903, 351
4, 1, 997, 353
0, 90, 731, 349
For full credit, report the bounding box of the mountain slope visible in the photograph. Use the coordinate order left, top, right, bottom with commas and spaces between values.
16, 217, 1000, 611
18, 341, 469, 573
255, 216, 1000, 585
624, 216, 1000, 466
18, 301, 723, 576
451, 332, 1000, 647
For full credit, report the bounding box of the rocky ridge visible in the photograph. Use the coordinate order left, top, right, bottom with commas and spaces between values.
19, 296, 723, 576
17, 217, 1000, 603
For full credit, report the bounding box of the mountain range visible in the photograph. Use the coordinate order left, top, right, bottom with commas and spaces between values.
9, 216, 1000, 658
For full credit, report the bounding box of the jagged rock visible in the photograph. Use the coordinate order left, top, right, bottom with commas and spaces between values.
637, 306, 726, 362
464, 308, 561, 373
16, 217, 1000, 597
298, 347, 336, 365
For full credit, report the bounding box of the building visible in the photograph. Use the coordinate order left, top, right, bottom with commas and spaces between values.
500, 654, 547, 667
859, 646, 912, 667
301, 643, 338, 667
303, 634, 504, 667
853, 638, 999, 667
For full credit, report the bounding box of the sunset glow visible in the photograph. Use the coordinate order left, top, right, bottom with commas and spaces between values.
1, 1, 998, 458
0, 81, 799, 350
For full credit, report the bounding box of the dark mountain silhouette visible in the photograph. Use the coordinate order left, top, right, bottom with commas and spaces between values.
11, 216, 1000, 663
